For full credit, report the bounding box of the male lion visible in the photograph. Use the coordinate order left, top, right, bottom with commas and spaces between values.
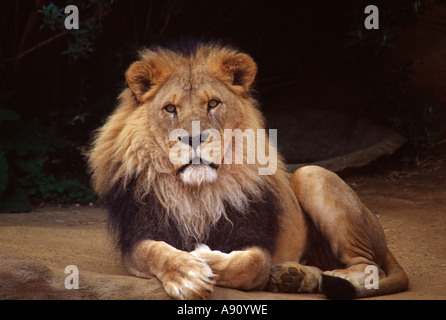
88, 41, 408, 299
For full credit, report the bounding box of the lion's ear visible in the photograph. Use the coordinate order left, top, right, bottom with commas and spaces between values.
219, 53, 257, 94
125, 59, 167, 103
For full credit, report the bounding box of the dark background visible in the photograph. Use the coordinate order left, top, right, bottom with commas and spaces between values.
1, 0, 445, 211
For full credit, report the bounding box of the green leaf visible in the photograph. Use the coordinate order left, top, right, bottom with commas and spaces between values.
0, 147, 8, 194
0, 119, 69, 156
0, 182, 29, 213
0, 108, 20, 123
16, 156, 44, 174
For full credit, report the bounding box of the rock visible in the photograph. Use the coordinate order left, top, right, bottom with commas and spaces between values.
0, 256, 55, 299
265, 108, 407, 173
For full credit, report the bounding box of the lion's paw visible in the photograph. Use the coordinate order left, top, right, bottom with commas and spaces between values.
161, 252, 216, 300
190, 244, 228, 267
265, 262, 305, 293
265, 262, 322, 293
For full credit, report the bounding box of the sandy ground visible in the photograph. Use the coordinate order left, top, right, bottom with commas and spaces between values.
0, 162, 445, 300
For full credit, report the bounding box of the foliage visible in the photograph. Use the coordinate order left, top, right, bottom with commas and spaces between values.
38, 2, 65, 31
38, 0, 115, 61
0, 108, 95, 213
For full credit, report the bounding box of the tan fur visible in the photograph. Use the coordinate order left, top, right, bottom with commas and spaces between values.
124, 240, 215, 300
88, 43, 408, 300
191, 245, 271, 291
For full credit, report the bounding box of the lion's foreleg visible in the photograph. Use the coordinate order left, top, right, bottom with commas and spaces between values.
191, 245, 272, 291
123, 239, 216, 300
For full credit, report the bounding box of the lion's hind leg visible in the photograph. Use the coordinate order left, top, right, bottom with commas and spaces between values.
321, 264, 384, 299
290, 165, 408, 299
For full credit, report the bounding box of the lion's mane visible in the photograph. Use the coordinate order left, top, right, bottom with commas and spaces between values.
88, 41, 289, 255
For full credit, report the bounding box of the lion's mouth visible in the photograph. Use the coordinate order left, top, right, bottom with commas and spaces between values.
177, 157, 219, 174
177, 158, 219, 186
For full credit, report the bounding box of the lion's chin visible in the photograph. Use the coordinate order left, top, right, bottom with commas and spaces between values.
179, 164, 218, 186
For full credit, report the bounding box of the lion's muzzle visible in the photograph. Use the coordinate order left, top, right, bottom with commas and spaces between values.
178, 161, 219, 186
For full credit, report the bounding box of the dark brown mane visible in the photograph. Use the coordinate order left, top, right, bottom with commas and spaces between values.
104, 177, 282, 256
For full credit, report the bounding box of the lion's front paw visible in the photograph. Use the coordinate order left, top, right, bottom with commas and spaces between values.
190, 244, 228, 267
265, 262, 321, 293
161, 252, 216, 300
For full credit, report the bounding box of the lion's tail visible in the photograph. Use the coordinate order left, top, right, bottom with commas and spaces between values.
322, 249, 409, 299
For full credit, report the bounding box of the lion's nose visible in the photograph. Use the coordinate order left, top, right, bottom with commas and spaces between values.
179, 131, 210, 150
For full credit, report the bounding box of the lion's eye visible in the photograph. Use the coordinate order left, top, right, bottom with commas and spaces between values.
164, 104, 177, 114
207, 99, 220, 111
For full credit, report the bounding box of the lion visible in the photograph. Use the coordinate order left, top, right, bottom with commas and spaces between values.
88, 41, 409, 300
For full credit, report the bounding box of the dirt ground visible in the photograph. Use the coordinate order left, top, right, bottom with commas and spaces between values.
0, 157, 445, 300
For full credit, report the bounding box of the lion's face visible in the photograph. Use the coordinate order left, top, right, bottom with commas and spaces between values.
125, 44, 259, 186
147, 71, 240, 185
